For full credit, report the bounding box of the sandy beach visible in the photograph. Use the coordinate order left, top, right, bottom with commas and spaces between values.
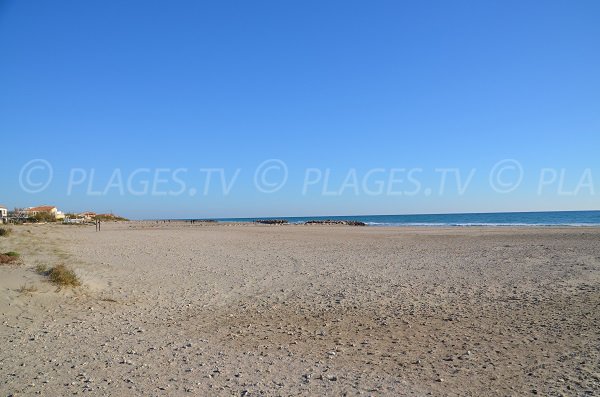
1, 222, 599, 396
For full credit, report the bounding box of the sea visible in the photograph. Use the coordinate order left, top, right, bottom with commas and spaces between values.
210, 210, 600, 227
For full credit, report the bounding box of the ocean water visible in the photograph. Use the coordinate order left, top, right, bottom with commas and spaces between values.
212, 211, 600, 227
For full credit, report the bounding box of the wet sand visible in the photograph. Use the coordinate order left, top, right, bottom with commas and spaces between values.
1, 222, 599, 396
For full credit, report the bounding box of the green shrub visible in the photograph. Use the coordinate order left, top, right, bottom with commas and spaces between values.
35, 264, 48, 274
33, 212, 56, 222
46, 264, 81, 288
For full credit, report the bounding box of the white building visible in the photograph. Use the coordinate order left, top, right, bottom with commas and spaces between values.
0, 205, 7, 224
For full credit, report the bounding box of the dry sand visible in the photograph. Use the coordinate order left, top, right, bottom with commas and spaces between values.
1, 222, 599, 396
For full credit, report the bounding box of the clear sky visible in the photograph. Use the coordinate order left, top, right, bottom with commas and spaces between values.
1, 0, 599, 219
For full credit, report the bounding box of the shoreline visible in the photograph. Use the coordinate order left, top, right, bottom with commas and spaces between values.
121, 220, 600, 232
131, 219, 600, 227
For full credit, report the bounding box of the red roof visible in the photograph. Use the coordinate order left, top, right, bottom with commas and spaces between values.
28, 206, 57, 212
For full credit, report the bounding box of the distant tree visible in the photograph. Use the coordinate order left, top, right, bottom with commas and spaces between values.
94, 214, 129, 221
33, 212, 56, 222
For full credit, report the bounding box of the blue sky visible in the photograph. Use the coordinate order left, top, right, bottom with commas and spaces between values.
1, 0, 599, 218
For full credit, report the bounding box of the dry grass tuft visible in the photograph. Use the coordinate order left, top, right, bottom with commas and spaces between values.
35, 264, 48, 274
0, 252, 20, 264
47, 264, 81, 287
37, 264, 81, 288
0, 226, 11, 237
18, 284, 38, 294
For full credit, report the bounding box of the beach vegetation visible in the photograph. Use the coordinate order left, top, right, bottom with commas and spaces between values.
44, 264, 81, 288
35, 264, 48, 274
36, 264, 81, 288
18, 284, 38, 294
33, 212, 57, 222
94, 214, 129, 221
0, 251, 20, 264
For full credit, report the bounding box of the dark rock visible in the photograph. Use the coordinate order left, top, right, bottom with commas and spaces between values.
304, 219, 366, 226
255, 219, 289, 225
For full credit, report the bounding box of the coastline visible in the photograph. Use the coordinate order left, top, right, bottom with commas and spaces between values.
141, 209, 600, 228
136, 219, 600, 229
1, 222, 599, 395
